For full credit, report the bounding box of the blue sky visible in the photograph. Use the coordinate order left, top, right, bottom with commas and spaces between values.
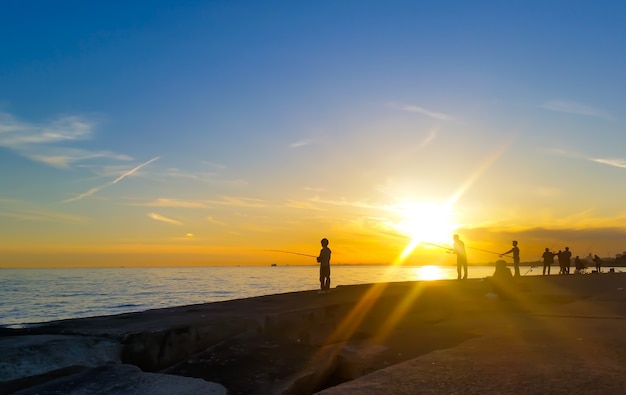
2, 1, 626, 266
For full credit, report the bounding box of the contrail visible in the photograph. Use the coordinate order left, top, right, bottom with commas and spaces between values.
63, 187, 101, 203
63, 156, 160, 203
112, 156, 160, 184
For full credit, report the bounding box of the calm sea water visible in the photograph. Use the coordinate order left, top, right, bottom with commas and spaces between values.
0, 265, 536, 327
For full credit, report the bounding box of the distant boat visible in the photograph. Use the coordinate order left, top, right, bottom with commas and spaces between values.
271, 263, 277, 267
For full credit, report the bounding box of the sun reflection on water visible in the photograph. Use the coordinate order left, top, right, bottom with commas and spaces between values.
415, 265, 444, 281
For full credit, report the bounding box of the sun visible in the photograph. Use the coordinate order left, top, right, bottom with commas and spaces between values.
392, 201, 457, 245
390, 201, 458, 261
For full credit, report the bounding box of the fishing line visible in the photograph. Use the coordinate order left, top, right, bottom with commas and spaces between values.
466, 246, 511, 257
419, 241, 453, 252
419, 241, 513, 258
265, 249, 317, 258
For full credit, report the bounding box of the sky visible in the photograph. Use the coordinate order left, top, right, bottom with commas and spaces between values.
1, 1, 626, 267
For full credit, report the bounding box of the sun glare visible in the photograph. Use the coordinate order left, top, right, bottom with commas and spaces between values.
391, 201, 458, 262
393, 201, 457, 244
415, 265, 444, 281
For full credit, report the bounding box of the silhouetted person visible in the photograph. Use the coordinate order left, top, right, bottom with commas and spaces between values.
493, 259, 513, 279
541, 248, 555, 275
453, 234, 468, 280
562, 247, 572, 274
489, 259, 514, 298
501, 240, 520, 277
574, 256, 585, 272
317, 238, 331, 293
593, 255, 603, 273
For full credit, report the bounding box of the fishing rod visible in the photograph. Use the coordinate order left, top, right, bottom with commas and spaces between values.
466, 246, 511, 257
420, 241, 453, 252
418, 241, 513, 258
355, 228, 515, 259
264, 249, 317, 258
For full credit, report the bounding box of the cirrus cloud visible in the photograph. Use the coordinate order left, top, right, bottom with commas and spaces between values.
0, 111, 132, 168
148, 212, 183, 226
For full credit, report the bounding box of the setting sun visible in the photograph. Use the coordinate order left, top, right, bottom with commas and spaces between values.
390, 201, 458, 263
391, 201, 457, 245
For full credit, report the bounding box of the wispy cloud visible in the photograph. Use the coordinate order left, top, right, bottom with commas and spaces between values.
388, 103, 452, 121
211, 196, 266, 208
541, 100, 613, 120
0, 211, 85, 222
29, 149, 132, 168
201, 161, 228, 170
418, 129, 438, 148
310, 196, 382, 210
206, 216, 226, 225
285, 200, 326, 210
0, 199, 87, 223
290, 139, 313, 148
0, 113, 91, 144
477, 215, 626, 236
64, 157, 160, 202
0, 112, 131, 168
155, 168, 247, 187
161, 168, 204, 181
402, 105, 451, 120
143, 198, 209, 208
590, 157, 626, 169
148, 212, 183, 226
545, 148, 626, 170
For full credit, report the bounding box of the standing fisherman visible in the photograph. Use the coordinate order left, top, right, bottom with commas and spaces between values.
556, 250, 564, 274
542, 247, 556, 275
593, 255, 603, 273
453, 234, 468, 280
562, 247, 572, 274
317, 238, 332, 294
501, 240, 521, 277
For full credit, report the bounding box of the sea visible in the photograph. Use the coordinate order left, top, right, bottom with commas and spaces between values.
0, 265, 538, 328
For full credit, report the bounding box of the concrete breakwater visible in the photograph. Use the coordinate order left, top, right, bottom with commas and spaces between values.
2, 273, 626, 394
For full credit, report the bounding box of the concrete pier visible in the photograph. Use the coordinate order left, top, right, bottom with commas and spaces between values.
2, 273, 626, 394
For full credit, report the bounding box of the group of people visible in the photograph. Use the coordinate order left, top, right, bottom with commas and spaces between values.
314, 235, 477, 291
451, 236, 604, 280
541, 248, 603, 275
314, 236, 607, 294
452, 236, 520, 279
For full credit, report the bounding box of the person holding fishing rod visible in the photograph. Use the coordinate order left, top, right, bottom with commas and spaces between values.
453, 234, 468, 280
317, 238, 332, 294
264, 245, 332, 292
541, 247, 556, 275
501, 240, 521, 277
